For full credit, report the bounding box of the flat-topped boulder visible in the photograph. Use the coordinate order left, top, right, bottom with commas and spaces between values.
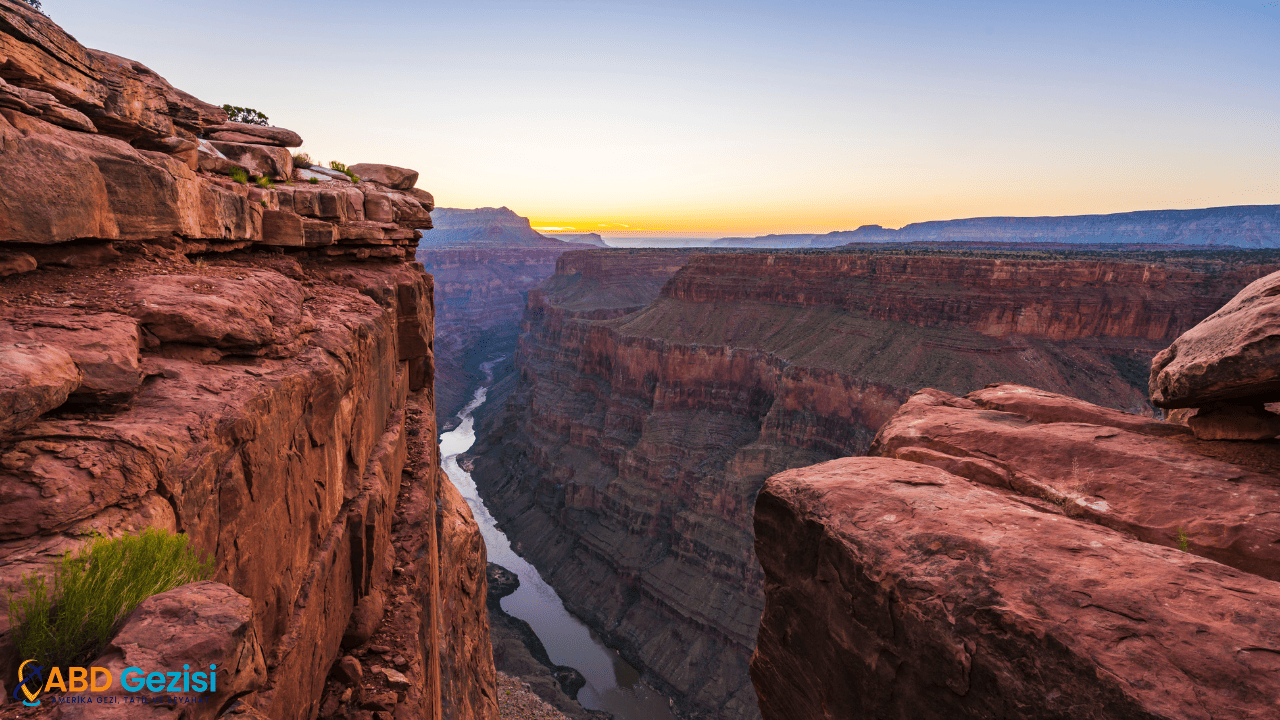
348, 163, 418, 190
204, 121, 303, 147
752, 456, 1280, 720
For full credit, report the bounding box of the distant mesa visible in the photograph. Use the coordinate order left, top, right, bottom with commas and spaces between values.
422, 207, 573, 249
544, 232, 609, 248
708, 205, 1280, 249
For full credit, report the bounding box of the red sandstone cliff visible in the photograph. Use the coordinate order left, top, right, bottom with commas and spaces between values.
0, 2, 494, 718
750, 293, 1280, 717
472, 246, 1280, 720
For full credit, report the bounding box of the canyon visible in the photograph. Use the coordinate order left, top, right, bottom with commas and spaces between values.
471, 245, 1280, 720
0, 2, 493, 718
416, 208, 580, 428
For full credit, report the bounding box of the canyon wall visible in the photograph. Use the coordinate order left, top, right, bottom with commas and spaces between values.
752, 295, 1280, 717
416, 208, 576, 427
0, 2, 494, 717
472, 246, 1280, 720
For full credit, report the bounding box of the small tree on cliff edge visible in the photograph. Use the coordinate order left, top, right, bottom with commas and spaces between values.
222, 104, 270, 126
18, 0, 45, 14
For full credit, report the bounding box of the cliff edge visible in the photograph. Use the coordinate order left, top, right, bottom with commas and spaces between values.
0, 2, 494, 718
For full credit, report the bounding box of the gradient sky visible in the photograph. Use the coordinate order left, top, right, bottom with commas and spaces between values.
48, 0, 1280, 237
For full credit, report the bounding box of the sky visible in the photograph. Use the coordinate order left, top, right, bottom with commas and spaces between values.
46, 0, 1280, 238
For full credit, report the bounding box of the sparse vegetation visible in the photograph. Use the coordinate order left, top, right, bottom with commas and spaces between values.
292, 152, 313, 167
1175, 527, 1191, 552
256, 176, 274, 189
221, 104, 269, 126
260, 199, 268, 207
7, 529, 214, 669
329, 161, 361, 183
229, 166, 249, 185
18, 0, 45, 14
308, 177, 320, 184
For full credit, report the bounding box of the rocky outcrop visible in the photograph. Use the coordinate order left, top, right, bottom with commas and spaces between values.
750, 273, 1280, 719
473, 247, 1280, 720
1150, 269, 1280, 439
0, 3, 494, 718
751, 456, 1280, 720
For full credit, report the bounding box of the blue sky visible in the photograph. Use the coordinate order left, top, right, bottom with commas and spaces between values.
47, 0, 1280, 236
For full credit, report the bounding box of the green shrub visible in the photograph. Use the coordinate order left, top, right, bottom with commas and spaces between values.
7, 529, 214, 669
328, 160, 347, 172
292, 152, 313, 167
260, 199, 268, 207
308, 177, 320, 184
221, 104, 269, 126
229, 166, 249, 185
1175, 527, 1191, 552
256, 176, 273, 189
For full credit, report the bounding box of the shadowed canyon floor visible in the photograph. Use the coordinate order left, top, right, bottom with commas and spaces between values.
471, 245, 1280, 720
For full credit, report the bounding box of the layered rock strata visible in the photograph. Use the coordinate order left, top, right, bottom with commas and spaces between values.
417, 208, 591, 427
473, 247, 1280, 720
0, 3, 493, 718
751, 274, 1280, 718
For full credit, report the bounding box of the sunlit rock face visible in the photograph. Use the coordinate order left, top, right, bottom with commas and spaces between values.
472, 246, 1280, 720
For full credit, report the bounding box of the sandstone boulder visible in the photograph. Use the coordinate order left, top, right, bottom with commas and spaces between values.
0, 343, 80, 435
210, 141, 294, 181
204, 121, 303, 147
0, 252, 37, 277
1, 309, 143, 407
1150, 269, 1280, 408
58, 581, 268, 720
348, 163, 418, 190
752, 456, 1280, 720
122, 271, 306, 356
406, 188, 434, 212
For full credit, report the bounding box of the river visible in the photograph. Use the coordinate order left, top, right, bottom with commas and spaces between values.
440, 370, 677, 720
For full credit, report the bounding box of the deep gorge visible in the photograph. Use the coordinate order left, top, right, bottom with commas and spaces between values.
470, 246, 1280, 720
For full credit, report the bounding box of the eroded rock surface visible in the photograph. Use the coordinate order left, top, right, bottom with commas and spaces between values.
751, 456, 1280, 720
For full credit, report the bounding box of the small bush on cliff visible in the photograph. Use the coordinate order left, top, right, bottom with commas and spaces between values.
308, 177, 320, 184
292, 152, 313, 167
328, 161, 361, 183
229, 166, 249, 184
18, 0, 46, 16
221, 104, 269, 126
256, 176, 273, 189
7, 528, 214, 669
